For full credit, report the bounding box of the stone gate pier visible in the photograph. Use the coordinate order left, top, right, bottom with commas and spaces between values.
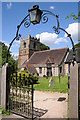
0, 63, 8, 109
69, 48, 80, 119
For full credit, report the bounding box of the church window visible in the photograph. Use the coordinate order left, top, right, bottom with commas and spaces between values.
39, 67, 42, 74
53, 67, 55, 74
24, 42, 26, 48
60, 66, 62, 73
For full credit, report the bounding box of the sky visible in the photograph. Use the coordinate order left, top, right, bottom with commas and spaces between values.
1, 2, 79, 56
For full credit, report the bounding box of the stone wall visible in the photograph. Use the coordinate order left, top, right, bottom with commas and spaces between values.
18, 36, 40, 69
64, 64, 68, 75
36, 67, 46, 77
36, 66, 59, 77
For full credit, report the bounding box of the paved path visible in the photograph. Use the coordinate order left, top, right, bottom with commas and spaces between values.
1, 91, 68, 119
34, 91, 68, 118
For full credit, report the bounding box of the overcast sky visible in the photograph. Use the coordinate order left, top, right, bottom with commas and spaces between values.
0, 2, 79, 56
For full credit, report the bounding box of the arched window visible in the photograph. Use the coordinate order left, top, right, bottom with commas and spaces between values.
24, 42, 26, 48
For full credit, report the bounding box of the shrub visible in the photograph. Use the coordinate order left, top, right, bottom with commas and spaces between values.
10, 71, 38, 87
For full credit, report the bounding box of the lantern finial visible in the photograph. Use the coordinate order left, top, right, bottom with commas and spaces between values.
33, 5, 39, 9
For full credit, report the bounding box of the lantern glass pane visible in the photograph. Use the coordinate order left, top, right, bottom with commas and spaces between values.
36, 14, 40, 23
30, 10, 37, 22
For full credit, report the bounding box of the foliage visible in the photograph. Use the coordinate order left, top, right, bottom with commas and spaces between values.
2, 109, 10, 115
0, 43, 2, 68
0, 42, 18, 71
75, 42, 80, 61
40, 42, 50, 51
0, 105, 2, 114
34, 76, 68, 93
66, 12, 80, 21
0, 105, 10, 115
66, 13, 78, 20
75, 42, 80, 48
11, 70, 38, 87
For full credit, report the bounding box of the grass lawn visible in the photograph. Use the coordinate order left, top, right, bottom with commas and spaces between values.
0, 105, 2, 114
34, 76, 68, 93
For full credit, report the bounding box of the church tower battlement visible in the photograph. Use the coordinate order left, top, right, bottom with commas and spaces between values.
18, 35, 40, 69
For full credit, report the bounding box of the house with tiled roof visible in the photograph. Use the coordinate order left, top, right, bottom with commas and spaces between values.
18, 35, 69, 77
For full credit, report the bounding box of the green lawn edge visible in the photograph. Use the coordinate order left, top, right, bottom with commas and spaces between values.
34, 76, 68, 93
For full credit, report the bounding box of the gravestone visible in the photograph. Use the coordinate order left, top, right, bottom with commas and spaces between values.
49, 77, 55, 87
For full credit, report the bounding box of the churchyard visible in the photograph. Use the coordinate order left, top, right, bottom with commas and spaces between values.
0, 75, 68, 118
34, 76, 68, 93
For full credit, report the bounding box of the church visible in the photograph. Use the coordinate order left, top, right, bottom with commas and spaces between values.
18, 35, 69, 77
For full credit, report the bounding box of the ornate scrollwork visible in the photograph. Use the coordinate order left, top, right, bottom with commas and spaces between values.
53, 26, 60, 34
41, 14, 48, 24
16, 34, 21, 41
24, 19, 31, 28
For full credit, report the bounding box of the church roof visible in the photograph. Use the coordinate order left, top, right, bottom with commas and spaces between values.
24, 47, 69, 66
25, 64, 37, 74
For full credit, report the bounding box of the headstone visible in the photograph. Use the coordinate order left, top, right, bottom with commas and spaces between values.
49, 77, 55, 87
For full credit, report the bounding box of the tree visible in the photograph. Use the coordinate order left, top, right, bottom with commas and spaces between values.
40, 42, 50, 51
0, 42, 18, 71
0, 42, 2, 68
75, 42, 80, 48
66, 12, 80, 21
66, 1, 80, 20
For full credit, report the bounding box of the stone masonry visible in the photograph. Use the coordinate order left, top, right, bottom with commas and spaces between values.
18, 35, 40, 69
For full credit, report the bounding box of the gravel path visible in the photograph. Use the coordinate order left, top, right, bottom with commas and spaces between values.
1, 91, 68, 119
34, 91, 68, 118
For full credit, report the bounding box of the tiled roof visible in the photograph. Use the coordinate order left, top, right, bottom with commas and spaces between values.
25, 64, 37, 74
24, 47, 69, 65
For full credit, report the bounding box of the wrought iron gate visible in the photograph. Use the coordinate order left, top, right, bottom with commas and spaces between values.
6, 67, 34, 119
6, 67, 48, 119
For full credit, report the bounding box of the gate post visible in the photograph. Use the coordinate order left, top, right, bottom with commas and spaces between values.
69, 62, 80, 118
32, 75, 34, 120
1, 63, 8, 109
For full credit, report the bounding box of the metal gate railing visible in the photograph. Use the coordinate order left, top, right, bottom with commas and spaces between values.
6, 67, 34, 119
6, 67, 48, 120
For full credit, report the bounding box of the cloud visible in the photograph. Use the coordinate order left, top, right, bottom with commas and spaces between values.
7, 2, 12, 9
54, 37, 68, 44
50, 6, 55, 10
36, 32, 68, 48
11, 53, 19, 60
14, 40, 20, 47
64, 22, 79, 41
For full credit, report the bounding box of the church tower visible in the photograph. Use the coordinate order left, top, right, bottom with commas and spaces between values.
18, 35, 40, 68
